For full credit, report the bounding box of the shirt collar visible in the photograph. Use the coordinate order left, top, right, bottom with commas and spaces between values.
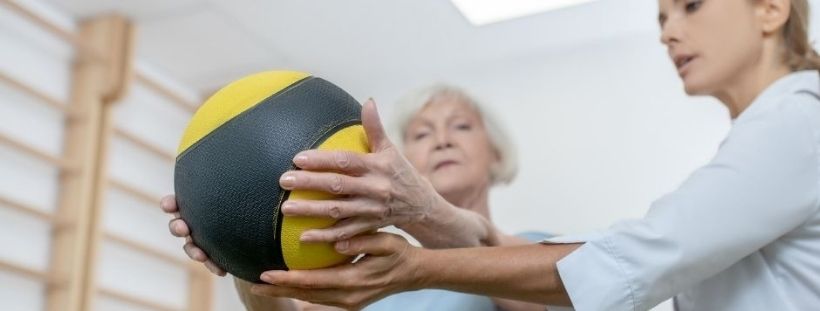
735, 70, 819, 123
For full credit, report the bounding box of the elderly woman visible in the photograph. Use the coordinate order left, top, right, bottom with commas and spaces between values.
161, 84, 549, 310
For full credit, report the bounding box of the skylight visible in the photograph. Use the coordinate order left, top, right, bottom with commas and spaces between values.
451, 0, 600, 26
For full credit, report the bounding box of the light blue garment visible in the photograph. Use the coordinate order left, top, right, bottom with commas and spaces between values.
547, 71, 820, 311
364, 231, 551, 311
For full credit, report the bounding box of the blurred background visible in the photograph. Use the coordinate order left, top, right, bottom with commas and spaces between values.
1, 0, 819, 310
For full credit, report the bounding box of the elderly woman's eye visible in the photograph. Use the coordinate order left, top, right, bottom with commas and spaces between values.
685, 0, 702, 13
414, 132, 429, 140
456, 124, 472, 131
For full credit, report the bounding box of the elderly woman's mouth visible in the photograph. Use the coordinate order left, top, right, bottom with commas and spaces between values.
433, 160, 459, 171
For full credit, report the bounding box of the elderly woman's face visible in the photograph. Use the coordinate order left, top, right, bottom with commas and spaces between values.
402, 96, 499, 195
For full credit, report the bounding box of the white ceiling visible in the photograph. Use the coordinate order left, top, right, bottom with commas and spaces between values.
44, 0, 658, 96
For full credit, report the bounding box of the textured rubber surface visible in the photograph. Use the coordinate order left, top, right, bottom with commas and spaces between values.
175, 76, 362, 282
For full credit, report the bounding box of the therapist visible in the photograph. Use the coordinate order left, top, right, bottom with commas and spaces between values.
248, 0, 820, 310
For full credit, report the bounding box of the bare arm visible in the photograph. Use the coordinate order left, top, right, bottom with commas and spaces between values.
250, 233, 579, 310
490, 229, 553, 310
418, 243, 579, 305
403, 210, 550, 311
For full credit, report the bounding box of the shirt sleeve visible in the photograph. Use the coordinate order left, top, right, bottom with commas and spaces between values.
546, 102, 820, 311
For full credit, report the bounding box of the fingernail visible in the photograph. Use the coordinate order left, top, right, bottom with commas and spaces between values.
205, 262, 220, 274
260, 272, 274, 283
300, 232, 315, 242
294, 154, 309, 166
335, 240, 349, 251
160, 197, 171, 210
279, 174, 295, 188
281, 201, 295, 214
262, 271, 283, 283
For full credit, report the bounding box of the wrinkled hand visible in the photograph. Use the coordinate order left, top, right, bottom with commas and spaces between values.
251, 233, 423, 310
279, 99, 442, 243
160, 195, 226, 276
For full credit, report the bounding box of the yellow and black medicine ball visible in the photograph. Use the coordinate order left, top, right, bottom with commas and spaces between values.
174, 71, 369, 282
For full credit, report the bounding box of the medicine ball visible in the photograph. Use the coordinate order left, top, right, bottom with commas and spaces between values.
174, 71, 369, 282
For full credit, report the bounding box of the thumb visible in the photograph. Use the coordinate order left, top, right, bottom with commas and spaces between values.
335, 233, 406, 256
361, 98, 392, 152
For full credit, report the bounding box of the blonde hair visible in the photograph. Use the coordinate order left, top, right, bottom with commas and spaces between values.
782, 0, 820, 70
389, 84, 518, 185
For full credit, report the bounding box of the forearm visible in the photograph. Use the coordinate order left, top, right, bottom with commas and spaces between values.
399, 195, 500, 248
415, 243, 581, 305
492, 233, 552, 309
234, 277, 299, 311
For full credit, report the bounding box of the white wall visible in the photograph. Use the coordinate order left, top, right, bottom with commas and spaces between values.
480, 33, 729, 235
0, 2, 72, 310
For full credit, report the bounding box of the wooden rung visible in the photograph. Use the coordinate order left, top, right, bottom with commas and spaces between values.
134, 72, 199, 114
0, 194, 53, 222
107, 179, 161, 206
0, 131, 71, 170
0, 0, 75, 45
0, 0, 106, 62
0, 258, 49, 282
0, 71, 69, 113
103, 232, 188, 268
114, 127, 175, 162
97, 287, 184, 311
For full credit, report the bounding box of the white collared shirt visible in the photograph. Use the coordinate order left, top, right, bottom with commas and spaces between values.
545, 70, 820, 311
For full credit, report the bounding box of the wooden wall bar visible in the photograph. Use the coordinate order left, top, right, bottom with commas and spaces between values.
0, 1, 214, 310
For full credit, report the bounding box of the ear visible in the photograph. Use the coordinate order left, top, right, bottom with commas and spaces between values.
756, 0, 791, 35
487, 146, 503, 182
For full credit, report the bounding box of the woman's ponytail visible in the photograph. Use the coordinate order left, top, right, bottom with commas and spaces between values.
783, 0, 820, 71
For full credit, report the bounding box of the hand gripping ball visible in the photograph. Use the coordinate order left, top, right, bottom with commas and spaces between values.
174, 71, 369, 282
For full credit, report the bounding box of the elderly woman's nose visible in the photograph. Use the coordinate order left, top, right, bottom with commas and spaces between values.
434, 130, 454, 150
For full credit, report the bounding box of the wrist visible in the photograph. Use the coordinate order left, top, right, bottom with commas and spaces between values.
407, 247, 437, 291
398, 193, 500, 248
472, 212, 501, 246
398, 191, 452, 231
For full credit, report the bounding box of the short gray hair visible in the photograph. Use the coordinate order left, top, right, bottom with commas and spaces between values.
389, 84, 518, 185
